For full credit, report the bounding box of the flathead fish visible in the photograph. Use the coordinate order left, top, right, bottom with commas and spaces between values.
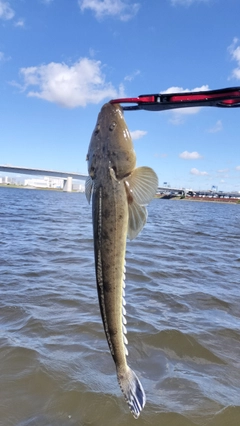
85, 102, 158, 418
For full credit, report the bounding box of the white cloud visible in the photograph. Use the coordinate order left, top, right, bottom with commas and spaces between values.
179, 151, 203, 160
19, 58, 123, 108
162, 85, 209, 95
218, 168, 229, 173
124, 70, 140, 82
130, 130, 147, 140
14, 19, 25, 28
0, 0, 14, 20
228, 38, 240, 80
190, 168, 208, 176
207, 120, 223, 133
0, 50, 10, 62
236, 165, 240, 171
78, 0, 140, 21
162, 85, 209, 124
169, 107, 201, 125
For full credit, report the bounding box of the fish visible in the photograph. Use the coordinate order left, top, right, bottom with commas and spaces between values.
85, 102, 158, 418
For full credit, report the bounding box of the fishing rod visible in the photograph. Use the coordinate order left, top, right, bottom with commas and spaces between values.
110, 86, 240, 111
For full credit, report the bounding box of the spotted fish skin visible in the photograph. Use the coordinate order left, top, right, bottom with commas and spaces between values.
85, 102, 158, 418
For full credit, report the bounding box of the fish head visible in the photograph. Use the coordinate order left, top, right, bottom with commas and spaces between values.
87, 103, 136, 180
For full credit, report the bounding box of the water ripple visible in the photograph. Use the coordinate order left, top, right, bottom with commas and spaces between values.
0, 188, 240, 425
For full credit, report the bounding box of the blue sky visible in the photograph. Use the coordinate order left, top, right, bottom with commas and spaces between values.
1, 0, 240, 191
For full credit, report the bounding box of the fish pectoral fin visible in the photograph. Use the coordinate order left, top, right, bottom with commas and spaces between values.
127, 203, 147, 240
85, 176, 93, 204
125, 166, 158, 206
125, 167, 158, 240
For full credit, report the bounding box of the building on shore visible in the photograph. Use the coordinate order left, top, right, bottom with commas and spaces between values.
24, 176, 64, 189
1, 176, 12, 184
0, 175, 85, 192
72, 183, 85, 192
0, 176, 23, 186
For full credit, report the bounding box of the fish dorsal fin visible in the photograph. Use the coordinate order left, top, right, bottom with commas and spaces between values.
124, 167, 158, 240
85, 176, 93, 204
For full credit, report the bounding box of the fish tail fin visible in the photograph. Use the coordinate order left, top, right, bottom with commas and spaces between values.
117, 366, 146, 419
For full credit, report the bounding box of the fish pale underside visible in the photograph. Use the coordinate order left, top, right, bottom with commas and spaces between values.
85, 102, 158, 419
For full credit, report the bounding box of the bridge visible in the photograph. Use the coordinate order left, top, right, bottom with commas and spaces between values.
157, 186, 183, 193
0, 165, 88, 192
0, 165, 196, 194
1, 165, 185, 193
2, 165, 238, 198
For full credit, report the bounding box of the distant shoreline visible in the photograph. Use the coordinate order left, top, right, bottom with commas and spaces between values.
1, 185, 239, 203
0, 184, 82, 193
155, 195, 240, 204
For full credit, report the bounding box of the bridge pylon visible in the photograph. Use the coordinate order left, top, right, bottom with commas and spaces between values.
63, 176, 72, 192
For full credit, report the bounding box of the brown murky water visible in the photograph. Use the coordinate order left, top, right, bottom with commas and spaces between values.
0, 187, 240, 426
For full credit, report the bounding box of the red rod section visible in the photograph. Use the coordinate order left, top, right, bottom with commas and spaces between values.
169, 90, 240, 102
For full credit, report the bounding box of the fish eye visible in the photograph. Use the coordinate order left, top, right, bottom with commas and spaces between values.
109, 121, 116, 131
